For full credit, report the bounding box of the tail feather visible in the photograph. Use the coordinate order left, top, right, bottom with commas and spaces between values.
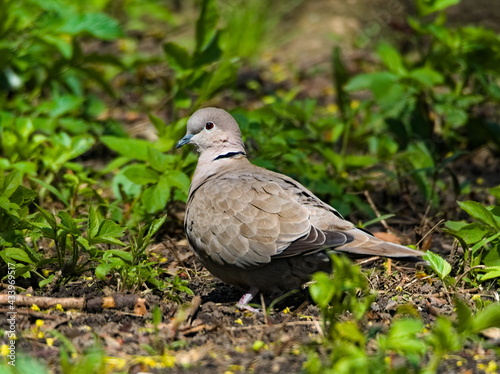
333, 228, 424, 261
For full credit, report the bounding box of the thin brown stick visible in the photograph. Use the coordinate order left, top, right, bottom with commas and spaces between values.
415, 219, 445, 247
364, 190, 391, 232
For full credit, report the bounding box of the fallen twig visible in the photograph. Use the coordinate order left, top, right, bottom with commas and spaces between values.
0, 294, 147, 315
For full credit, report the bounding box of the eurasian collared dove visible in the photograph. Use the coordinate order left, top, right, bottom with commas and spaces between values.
176, 107, 424, 308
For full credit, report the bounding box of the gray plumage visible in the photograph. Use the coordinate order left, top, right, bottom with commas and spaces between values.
177, 107, 424, 305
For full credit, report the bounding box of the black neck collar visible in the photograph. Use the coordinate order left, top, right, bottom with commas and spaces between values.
214, 151, 246, 161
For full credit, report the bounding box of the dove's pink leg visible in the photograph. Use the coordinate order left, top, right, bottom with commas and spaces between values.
236, 287, 259, 312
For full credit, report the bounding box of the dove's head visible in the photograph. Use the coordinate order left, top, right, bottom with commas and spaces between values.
176, 107, 245, 154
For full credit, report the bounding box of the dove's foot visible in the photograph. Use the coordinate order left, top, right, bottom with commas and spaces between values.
236, 288, 260, 313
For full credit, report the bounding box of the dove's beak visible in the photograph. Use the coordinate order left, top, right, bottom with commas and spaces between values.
176, 133, 193, 149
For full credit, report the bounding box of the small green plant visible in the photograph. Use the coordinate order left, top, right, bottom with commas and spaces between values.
305, 255, 500, 373
444, 186, 500, 286
95, 214, 192, 297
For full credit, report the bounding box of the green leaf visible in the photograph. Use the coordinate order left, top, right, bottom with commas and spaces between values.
40, 34, 73, 59
30, 177, 69, 207
142, 180, 170, 214
377, 42, 407, 76
478, 266, 500, 281
0, 171, 22, 198
408, 67, 444, 87
423, 251, 451, 280
36, 204, 58, 231
103, 249, 133, 262
98, 220, 125, 238
454, 297, 473, 334
193, 32, 222, 67
49, 95, 85, 117
458, 201, 499, 230
101, 136, 151, 161
0, 247, 34, 264
162, 171, 191, 191
345, 72, 398, 92
163, 42, 191, 71
88, 206, 101, 239
309, 272, 335, 309
416, 0, 460, 17
444, 220, 468, 231
147, 147, 170, 173
39, 274, 56, 288
472, 303, 500, 332
453, 222, 490, 245
147, 215, 167, 238
95, 263, 112, 280
58, 13, 123, 40
123, 165, 160, 185
344, 154, 378, 168
195, 0, 219, 53
489, 186, 500, 200
470, 232, 500, 255
58, 211, 80, 235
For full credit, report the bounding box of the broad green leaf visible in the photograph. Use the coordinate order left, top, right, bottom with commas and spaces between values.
58, 211, 80, 235
0, 247, 34, 264
39, 274, 55, 288
309, 272, 335, 309
444, 220, 468, 231
458, 201, 499, 230
98, 220, 126, 239
489, 186, 500, 200
416, 0, 460, 17
193, 32, 222, 67
149, 113, 166, 135
162, 171, 191, 191
408, 67, 444, 87
478, 266, 500, 281
377, 42, 407, 76
101, 136, 151, 161
49, 95, 85, 118
195, 0, 218, 53
35, 204, 58, 231
88, 206, 101, 239
454, 222, 490, 245
40, 34, 73, 59
142, 179, 170, 214
1, 171, 21, 198
58, 13, 123, 40
147, 147, 170, 173
471, 303, 500, 332
423, 251, 451, 280
482, 241, 500, 266
163, 42, 191, 71
103, 249, 133, 262
335, 321, 366, 346
345, 72, 398, 92
95, 263, 113, 280
344, 154, 378, 168
123, 165, 159, 185
454, 297, 473, 334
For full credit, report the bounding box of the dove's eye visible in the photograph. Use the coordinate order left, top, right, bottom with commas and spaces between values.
205, 121, 215, 130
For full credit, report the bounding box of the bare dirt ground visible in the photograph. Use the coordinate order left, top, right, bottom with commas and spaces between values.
2, 1, 500, 373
